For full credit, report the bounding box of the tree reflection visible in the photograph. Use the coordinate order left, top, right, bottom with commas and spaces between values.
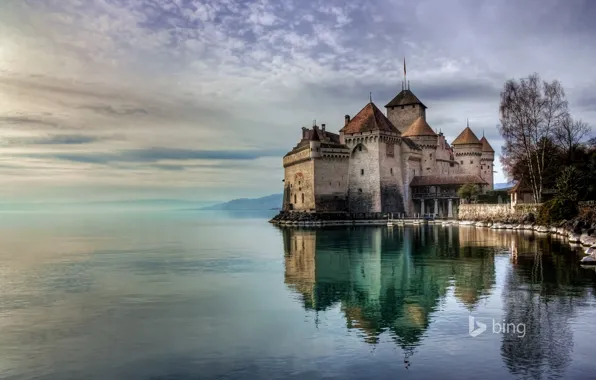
501, 235, 591, 380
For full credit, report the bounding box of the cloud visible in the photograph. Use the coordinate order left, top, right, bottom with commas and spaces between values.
0, 116, 58, 128
1, 0, 596, 201
23, 147, 287, 165
4, 134, 103, 146
78, 105, 149, 116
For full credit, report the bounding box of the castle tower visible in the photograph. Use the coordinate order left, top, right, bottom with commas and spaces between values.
385, 86, 427, 134
401, 117, 438, 176
282, 125, 350, 212
340, 101, 404, 213
451, 124, 483, 179
480, 136, 495, 191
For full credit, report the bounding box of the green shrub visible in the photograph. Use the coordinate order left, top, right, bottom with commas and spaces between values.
537, 198, 578, 225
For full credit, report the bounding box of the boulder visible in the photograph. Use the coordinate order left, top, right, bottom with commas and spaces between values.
580, 255, 596, 265
569, 233, 582, 243
585, 245, 596, 256
572, 220, 584, 234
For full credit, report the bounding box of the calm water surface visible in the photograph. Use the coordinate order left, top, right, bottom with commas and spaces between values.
1, 210, 596, 380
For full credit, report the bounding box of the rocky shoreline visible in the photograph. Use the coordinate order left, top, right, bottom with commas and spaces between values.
269, 211, 596, 260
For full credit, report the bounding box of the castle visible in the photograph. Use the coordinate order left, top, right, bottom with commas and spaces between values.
281, 85, 495, 218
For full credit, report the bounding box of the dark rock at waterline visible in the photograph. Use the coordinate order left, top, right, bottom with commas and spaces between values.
580, 255, 596, 265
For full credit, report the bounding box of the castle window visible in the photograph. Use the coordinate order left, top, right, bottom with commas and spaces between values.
412, 105, 415, 108
358, 145, 362, 152
361, 169, 364, 176
430, 153, 433, 159
338, 181, 340, 186
401, 105, 404, 109
461, 160, 463, 164
470, 160, 474, 164
358, 188, 363, 193
302, 194, 304, 203
390, 168, 393, 175
294, 194, 297, 204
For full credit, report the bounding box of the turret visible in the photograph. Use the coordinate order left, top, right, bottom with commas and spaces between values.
451, 125, 483, 178
480, 136, 495, 190
401, 117, 438, 175
309, 126, 321, 158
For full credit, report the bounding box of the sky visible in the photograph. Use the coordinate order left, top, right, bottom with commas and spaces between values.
1, 0, 595, 203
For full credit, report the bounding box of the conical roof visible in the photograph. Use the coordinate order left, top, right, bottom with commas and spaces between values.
480, 136, 494, 153
340, 102, 400, 134
402, 117, 437, 137
385, 89, 427, 109
452, 127, 481, 145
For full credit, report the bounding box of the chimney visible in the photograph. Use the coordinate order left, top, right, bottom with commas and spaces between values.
321, 123, 326, 132
344, 115, 350, 126
302, 127, 308, 139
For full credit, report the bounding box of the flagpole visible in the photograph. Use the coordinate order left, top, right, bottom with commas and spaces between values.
404, 57, 407, 90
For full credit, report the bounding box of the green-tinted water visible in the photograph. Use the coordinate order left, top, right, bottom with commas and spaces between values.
0, 210, 595, 379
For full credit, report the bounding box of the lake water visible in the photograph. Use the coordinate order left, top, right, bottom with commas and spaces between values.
1, 210, 596, 380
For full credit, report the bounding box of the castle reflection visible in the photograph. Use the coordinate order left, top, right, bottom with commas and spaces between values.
283, 225, 596, 379
283, 225, 500, 349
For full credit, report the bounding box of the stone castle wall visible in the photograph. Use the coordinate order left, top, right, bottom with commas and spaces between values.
284, 148, 315, 211
480, 152, 495, 190
379, 137, 405, 213
314, 157, 349, 212
454, 145, 482, 177
346, 137, 381, 213
387, 104, 424, 133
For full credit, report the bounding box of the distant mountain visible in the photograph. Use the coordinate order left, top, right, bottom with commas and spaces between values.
201, 194, 283, 211
494, 182, 514, 190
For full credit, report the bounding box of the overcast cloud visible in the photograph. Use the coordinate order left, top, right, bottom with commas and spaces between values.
0, 0, 595, 202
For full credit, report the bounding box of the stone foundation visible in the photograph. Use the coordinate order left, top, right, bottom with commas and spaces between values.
458, 203, 541, 221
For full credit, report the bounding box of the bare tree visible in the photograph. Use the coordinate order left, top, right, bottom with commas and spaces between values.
498, 73, 569, 203
554, 117, 591, 160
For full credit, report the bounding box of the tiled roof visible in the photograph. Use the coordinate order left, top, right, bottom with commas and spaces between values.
410, 174, 488, 187
402, 117, 437, 137
340, 102, 400, 134
385, 89, 427, 109
480, 136, 495, 153
452, 127, 481, 145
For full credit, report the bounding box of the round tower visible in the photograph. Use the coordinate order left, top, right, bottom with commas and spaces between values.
480, 136, 495, 190
451, 125, 482, 178
402, 117, 438, 175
